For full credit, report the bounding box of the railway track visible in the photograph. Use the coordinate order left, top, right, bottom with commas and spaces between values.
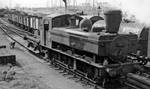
2, 18, 150, 89
0, 19, 105, 89
1, 18, 35, 37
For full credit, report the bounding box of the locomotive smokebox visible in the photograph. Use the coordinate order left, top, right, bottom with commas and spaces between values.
104, 10, 122, 33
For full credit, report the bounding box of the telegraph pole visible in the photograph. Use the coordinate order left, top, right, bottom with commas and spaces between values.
93, 0, 95, 8
9, 0, 12, 8
59, 0, 62, 7
46, 0, 49, 8
51, 0, 53, 7
73, 0, 77, 9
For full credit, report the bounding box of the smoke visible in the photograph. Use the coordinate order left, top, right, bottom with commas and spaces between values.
105, 0, 150, 25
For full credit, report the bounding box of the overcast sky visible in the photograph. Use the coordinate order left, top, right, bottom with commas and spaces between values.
0, 0, 98, 8
0, 0, 116, 8
0, 0, 150, 24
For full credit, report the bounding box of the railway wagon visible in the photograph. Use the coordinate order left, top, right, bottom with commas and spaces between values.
27, 13, 38, 33
8, 11, 41, 34
8, 11, 24, 27
22, 15, 29, 30
8, 11, 44, 52
8, 12, 18, 26
25, 14, 43, 51
0, 9, 7, 17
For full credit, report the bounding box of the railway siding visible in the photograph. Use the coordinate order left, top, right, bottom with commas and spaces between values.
0, 18, 102, 89
0, 24, 52, 89
0, 14, 144, 89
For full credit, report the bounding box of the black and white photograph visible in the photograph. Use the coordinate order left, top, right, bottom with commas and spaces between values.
0, 0, 150, 89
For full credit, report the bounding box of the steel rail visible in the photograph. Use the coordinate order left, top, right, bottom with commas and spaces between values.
0, 23, 102, 89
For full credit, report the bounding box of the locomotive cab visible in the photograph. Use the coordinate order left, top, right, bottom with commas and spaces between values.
41, 14, 83, 48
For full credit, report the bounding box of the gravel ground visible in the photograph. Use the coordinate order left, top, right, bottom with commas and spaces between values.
0, 27, 52, 89
0, 65, 51, 89
9, 38, 95, 89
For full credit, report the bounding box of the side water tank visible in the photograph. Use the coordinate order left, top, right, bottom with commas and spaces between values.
104, 10, 122, 33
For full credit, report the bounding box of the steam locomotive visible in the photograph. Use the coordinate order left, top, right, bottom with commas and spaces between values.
7, 9, 147, 87
119, 20, 149, 56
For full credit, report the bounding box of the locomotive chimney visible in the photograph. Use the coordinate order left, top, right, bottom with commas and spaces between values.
104, 10, 122, 33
